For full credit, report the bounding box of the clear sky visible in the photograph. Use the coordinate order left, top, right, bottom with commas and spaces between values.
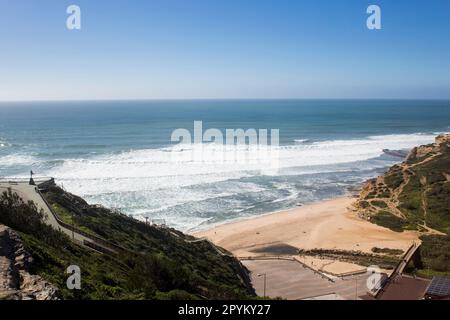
1, 0, 450, 101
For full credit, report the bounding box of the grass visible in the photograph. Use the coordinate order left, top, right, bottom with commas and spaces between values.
384, 170, 404, 190
370, 211, 409, 232
371, 247, 404, 255
298, 249, 399, 270
371, 200, 388, 209
51, 203, 98, 237
417, 234, 450, 278
361, 135, 450, 278
1, 187, 254, 300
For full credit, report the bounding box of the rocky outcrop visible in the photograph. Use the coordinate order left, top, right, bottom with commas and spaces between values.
0, 224, 60, 300
406, 133, 450, 163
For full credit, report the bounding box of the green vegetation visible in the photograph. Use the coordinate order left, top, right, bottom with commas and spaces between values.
398, 175, 424, 223
371, 200, 388, 209
371, 211, 409, 232
371, 247, 404, 255
417, 234, 450, 277
359, 134, 450, 277
0, 188, 254, 300
359, 201, 370, 209
51, 203, 96, 237
384, 170, 404, 190
298, 249, 399, 270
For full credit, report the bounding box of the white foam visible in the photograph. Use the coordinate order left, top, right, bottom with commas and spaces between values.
50, 133, 434, 180
27, 132, 436, 229
294, 139, 310, 144
46, 132, 435, 187
0, 154, 37, 167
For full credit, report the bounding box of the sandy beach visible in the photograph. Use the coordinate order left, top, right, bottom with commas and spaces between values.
194, 197, 419, 260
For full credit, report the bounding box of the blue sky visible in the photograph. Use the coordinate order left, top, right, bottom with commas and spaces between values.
1, 0, 450, 100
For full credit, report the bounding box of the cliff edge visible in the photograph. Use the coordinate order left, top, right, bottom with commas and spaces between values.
0, 224, 59, 300
355, 134, 450, 276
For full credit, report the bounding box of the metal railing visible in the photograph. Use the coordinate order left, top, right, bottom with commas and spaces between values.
372, 242, 420, 298
0, 176, 54, 183
35, 187, 130, 255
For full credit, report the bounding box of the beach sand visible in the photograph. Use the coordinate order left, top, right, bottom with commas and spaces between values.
194, 197, 419, 260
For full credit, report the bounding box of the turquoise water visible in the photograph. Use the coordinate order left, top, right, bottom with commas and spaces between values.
1, 100, 449, 230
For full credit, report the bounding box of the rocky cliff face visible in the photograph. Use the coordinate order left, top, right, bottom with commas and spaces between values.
0, 224, 59, 300
355, 134, 450, 234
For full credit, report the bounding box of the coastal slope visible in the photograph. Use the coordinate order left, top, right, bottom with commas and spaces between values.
0, 186, 254, 300
356, 133, 450, 276
0, 224, 59, 300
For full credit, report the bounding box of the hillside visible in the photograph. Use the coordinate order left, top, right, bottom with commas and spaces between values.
0, 185, 254, 300
0, 224, 59, 300
355, 134, 450, 276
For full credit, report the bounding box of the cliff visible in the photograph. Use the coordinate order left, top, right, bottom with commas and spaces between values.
0, 185, 254, 300
355, 133, 450, 234
355, 134, 450, 276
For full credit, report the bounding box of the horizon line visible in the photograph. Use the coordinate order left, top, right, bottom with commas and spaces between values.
1, 97, 450, 103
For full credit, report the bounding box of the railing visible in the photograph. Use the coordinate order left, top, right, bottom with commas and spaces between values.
372, 242, 419, 298
83, 240, 119, 255
0, 177, 54, 183
36, 187, 130, 255
240, 255, 335, 283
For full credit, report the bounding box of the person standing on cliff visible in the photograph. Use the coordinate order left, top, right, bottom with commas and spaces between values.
29, 170, 35, 186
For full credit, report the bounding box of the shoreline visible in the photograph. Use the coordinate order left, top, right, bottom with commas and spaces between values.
189, 191, 357, 234
193, 196, 419, 273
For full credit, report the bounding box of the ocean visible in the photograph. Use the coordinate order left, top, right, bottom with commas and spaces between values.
1, 100, 449, 231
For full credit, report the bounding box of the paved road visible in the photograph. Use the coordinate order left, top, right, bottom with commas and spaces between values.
0, 180, 113, 253
242, 259, 372, 300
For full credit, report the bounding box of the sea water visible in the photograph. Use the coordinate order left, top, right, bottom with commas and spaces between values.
0, 100, 449, 231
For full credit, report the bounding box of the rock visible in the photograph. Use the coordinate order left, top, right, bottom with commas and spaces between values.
435, 133, 450, 145
21, 274, 60, 300
0, 224, 60, 300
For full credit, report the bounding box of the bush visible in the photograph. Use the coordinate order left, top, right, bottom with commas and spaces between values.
1, 187, 254, 300
384, 172, 404, 190
371, 211, 408, 232
371, 200, 388, 209
0, 189, 69, 247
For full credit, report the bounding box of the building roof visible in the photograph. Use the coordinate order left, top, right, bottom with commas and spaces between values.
425, 277, 450, 298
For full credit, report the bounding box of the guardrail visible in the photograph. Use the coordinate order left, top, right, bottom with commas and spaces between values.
240, 255, 335, 283
0, 177, 54, 183
36, 187, 130, 255
372, 242, 419, 298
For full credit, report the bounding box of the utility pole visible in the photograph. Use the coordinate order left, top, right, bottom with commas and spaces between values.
258, 273, 267, 298
72, 211, 75, 240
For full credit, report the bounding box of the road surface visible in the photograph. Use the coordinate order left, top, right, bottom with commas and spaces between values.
0, 179, 115, 254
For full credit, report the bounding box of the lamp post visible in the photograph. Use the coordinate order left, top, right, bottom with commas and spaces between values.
257, 273, 267, 298
342, 274, 365, 300
72, 211, 75, 240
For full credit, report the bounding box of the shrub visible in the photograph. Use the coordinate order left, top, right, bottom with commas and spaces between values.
371, 211, 408, 232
